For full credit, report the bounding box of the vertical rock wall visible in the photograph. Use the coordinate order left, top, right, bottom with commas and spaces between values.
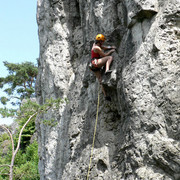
36, 0, 180, 179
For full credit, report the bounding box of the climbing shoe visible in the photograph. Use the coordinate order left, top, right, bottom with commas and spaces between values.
105, 96, 111, 101
105, 70, 112, 75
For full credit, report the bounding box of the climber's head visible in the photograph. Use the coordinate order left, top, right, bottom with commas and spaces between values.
95, 34, 105, 44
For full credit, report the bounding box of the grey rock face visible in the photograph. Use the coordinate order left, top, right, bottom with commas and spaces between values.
36, 0, 180, 179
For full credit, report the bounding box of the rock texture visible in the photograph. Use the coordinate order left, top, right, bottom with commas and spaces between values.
36, 0, 180, 179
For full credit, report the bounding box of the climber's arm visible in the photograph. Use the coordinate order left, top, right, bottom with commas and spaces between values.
101, 45, 116, 50
95, 46, 115, 57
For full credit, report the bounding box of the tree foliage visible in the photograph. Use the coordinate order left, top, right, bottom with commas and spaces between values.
0, 60, 40, 179
0, 60, 66, 179
0, 61, 38, 106
14, 141, 39, 180
0, 98, 65, 180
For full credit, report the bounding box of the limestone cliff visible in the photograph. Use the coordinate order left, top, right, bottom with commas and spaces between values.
36, 0, 180, 179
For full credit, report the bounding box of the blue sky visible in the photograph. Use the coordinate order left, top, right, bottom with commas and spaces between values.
0, 1, 39, 125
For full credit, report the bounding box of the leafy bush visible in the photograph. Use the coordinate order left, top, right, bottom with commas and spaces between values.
0, 140, 39, 180
14, 141, 39, 180
14, 161, 39, 180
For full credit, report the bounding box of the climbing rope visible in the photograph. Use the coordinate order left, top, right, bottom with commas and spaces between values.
86, 85, 100, 180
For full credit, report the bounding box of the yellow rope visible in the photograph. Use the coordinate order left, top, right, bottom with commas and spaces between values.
86, 86, 100, 180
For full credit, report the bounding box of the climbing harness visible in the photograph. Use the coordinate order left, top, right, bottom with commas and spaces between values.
89, 61, 101, 72
86, 85, 100, 180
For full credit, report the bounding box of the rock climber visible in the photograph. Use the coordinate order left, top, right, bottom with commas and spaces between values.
89, 34, 116, 101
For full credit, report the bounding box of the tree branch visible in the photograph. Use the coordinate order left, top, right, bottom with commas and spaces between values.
13, 112, 38, 157
10, 96, 21, 100
30, 77, 34, 88
0, 165, 10, 167
23, 81, 27, 89
0, 125, 15, 154
8, 111, 38, 180
0, 173, 9, 176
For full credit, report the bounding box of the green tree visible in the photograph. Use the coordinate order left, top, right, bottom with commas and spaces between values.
0, 98, 64, 180
0, 61, 38, 106
0, 60, 39, 180
0, 60, 66, 180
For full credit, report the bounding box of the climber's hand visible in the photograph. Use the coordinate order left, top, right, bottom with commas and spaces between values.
110, 49, 115, 53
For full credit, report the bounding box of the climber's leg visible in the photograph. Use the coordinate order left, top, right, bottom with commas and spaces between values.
97, 56, 113, 73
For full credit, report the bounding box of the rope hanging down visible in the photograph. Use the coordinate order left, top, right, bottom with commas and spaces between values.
86, 86, 100, 180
